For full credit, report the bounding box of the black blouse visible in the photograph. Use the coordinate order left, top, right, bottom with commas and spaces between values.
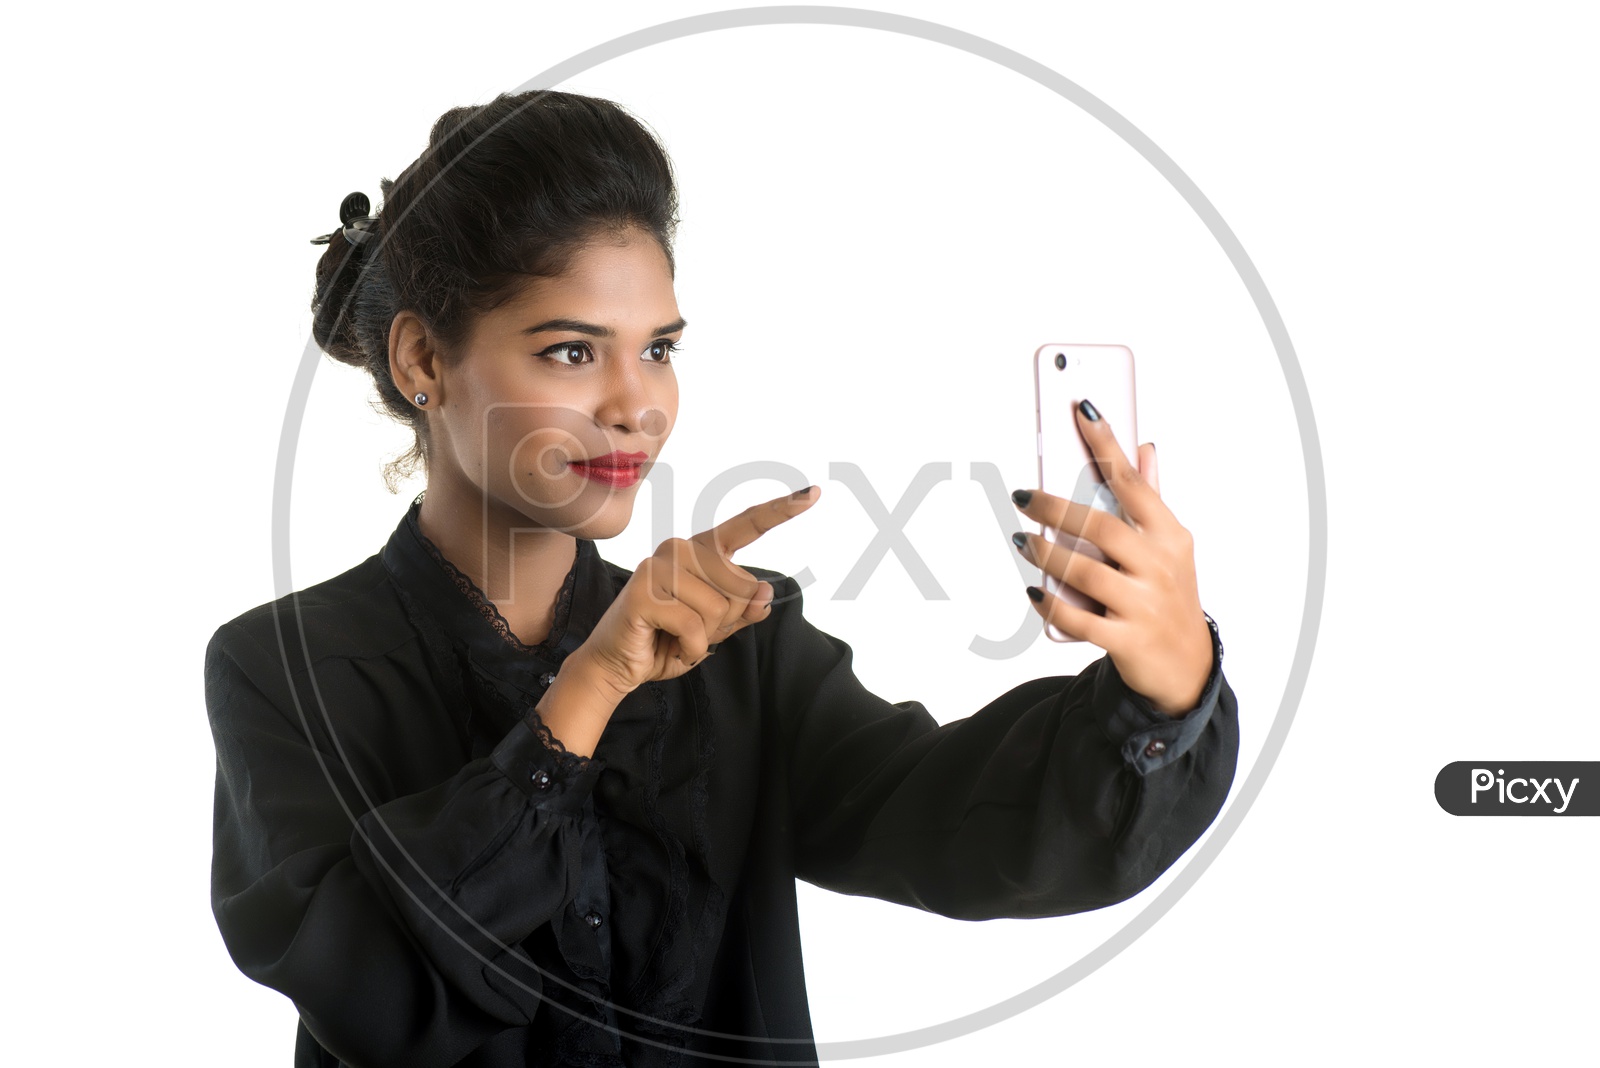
205, 496, 1236, 1067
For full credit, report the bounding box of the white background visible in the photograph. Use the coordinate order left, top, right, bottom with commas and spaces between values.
3, 1, 1594, 1064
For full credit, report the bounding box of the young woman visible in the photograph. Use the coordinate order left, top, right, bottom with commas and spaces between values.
204, 89, 1236, 1068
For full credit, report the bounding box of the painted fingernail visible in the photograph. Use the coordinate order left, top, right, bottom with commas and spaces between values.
706, 644, 720, 656
1078, 399, 1100, 421
1011, 531, 1028, 550
1011, 489, 1032, 508
791, 485, 815, 499
1026, 585, 1045, 603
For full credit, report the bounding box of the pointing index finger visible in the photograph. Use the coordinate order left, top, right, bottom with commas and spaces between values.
695, 485, 818, 558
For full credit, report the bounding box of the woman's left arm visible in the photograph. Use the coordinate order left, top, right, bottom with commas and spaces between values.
762, 403, 1236, 919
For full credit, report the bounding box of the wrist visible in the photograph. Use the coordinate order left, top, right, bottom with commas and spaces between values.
533, 651, 627, 758
561, 646, 635, 707
1146, 616, 1222, 717
1148, 687, 1202, 718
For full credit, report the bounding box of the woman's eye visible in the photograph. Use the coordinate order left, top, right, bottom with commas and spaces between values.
543, 342, 592, 366
645, 340, 680, 363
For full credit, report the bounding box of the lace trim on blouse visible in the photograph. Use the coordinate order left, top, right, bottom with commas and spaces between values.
407, 494, 592, 774
523, 698, 597, 777
410, 505, 582, 662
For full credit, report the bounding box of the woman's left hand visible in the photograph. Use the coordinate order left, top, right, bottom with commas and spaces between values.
1012, 400, 1213, 716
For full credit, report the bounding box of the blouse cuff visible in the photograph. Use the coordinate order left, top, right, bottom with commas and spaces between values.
490, 709, 604, 813
1098, 612, 1226, 777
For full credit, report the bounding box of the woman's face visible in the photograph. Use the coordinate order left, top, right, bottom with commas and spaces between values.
425, 227, 682, 539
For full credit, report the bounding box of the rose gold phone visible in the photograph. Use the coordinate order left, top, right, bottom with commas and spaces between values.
1032, 343, 1138, 642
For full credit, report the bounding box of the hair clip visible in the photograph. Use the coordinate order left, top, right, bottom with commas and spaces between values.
310, 190, 379, 246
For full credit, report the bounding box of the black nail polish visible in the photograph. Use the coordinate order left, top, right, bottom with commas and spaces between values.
1011, 531, 1028, 550
791, 485, 814, 500
706, 644, 720, 656
1011, 489, 1032, 508
1026, 585, 1045, 603
1078, 399, 1100, 422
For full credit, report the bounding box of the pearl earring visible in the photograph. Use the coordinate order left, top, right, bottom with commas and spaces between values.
414, 393, 428, 407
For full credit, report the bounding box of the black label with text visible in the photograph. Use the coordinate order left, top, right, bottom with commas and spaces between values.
1435, 761, 1597, 816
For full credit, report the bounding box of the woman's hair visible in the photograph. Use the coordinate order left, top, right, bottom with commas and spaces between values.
310, 90, 680, 489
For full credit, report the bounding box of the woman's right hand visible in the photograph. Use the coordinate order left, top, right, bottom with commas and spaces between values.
573, 485, 820, 701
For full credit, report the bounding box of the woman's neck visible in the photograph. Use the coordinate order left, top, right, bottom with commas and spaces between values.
416, 478, 579, 648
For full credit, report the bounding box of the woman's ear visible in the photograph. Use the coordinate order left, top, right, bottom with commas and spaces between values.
388, 311, 444, 406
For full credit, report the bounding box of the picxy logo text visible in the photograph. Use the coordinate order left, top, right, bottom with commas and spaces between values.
1435, 761, 1597, 816
1470, 768, 1578, 813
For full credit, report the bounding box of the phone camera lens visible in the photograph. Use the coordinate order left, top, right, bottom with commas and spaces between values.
1054, 353, 1066, 370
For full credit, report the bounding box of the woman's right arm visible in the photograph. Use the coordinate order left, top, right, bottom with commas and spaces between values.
205, 620, 611, 1068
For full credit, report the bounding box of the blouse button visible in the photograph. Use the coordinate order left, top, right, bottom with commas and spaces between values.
539, 671, 556, 687
530, 769, 553, 791
1144, 739, 1167, 758
585, 911, 603, 930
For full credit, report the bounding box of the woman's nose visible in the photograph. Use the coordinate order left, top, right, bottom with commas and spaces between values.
592, 356, 654, 433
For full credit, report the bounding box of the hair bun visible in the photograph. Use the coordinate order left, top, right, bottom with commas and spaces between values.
339, 191, 372, 226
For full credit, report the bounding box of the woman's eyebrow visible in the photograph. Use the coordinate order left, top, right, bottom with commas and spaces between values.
521, 317, 687, 338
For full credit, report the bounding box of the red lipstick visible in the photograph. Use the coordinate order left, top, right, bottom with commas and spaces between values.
569, 450, 648, 488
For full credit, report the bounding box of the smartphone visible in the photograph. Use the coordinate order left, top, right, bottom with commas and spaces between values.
1032, 343, 1139, 642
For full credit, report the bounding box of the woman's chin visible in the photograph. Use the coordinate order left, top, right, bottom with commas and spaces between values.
576, 514, 632, 541
562, 496, 637, 541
